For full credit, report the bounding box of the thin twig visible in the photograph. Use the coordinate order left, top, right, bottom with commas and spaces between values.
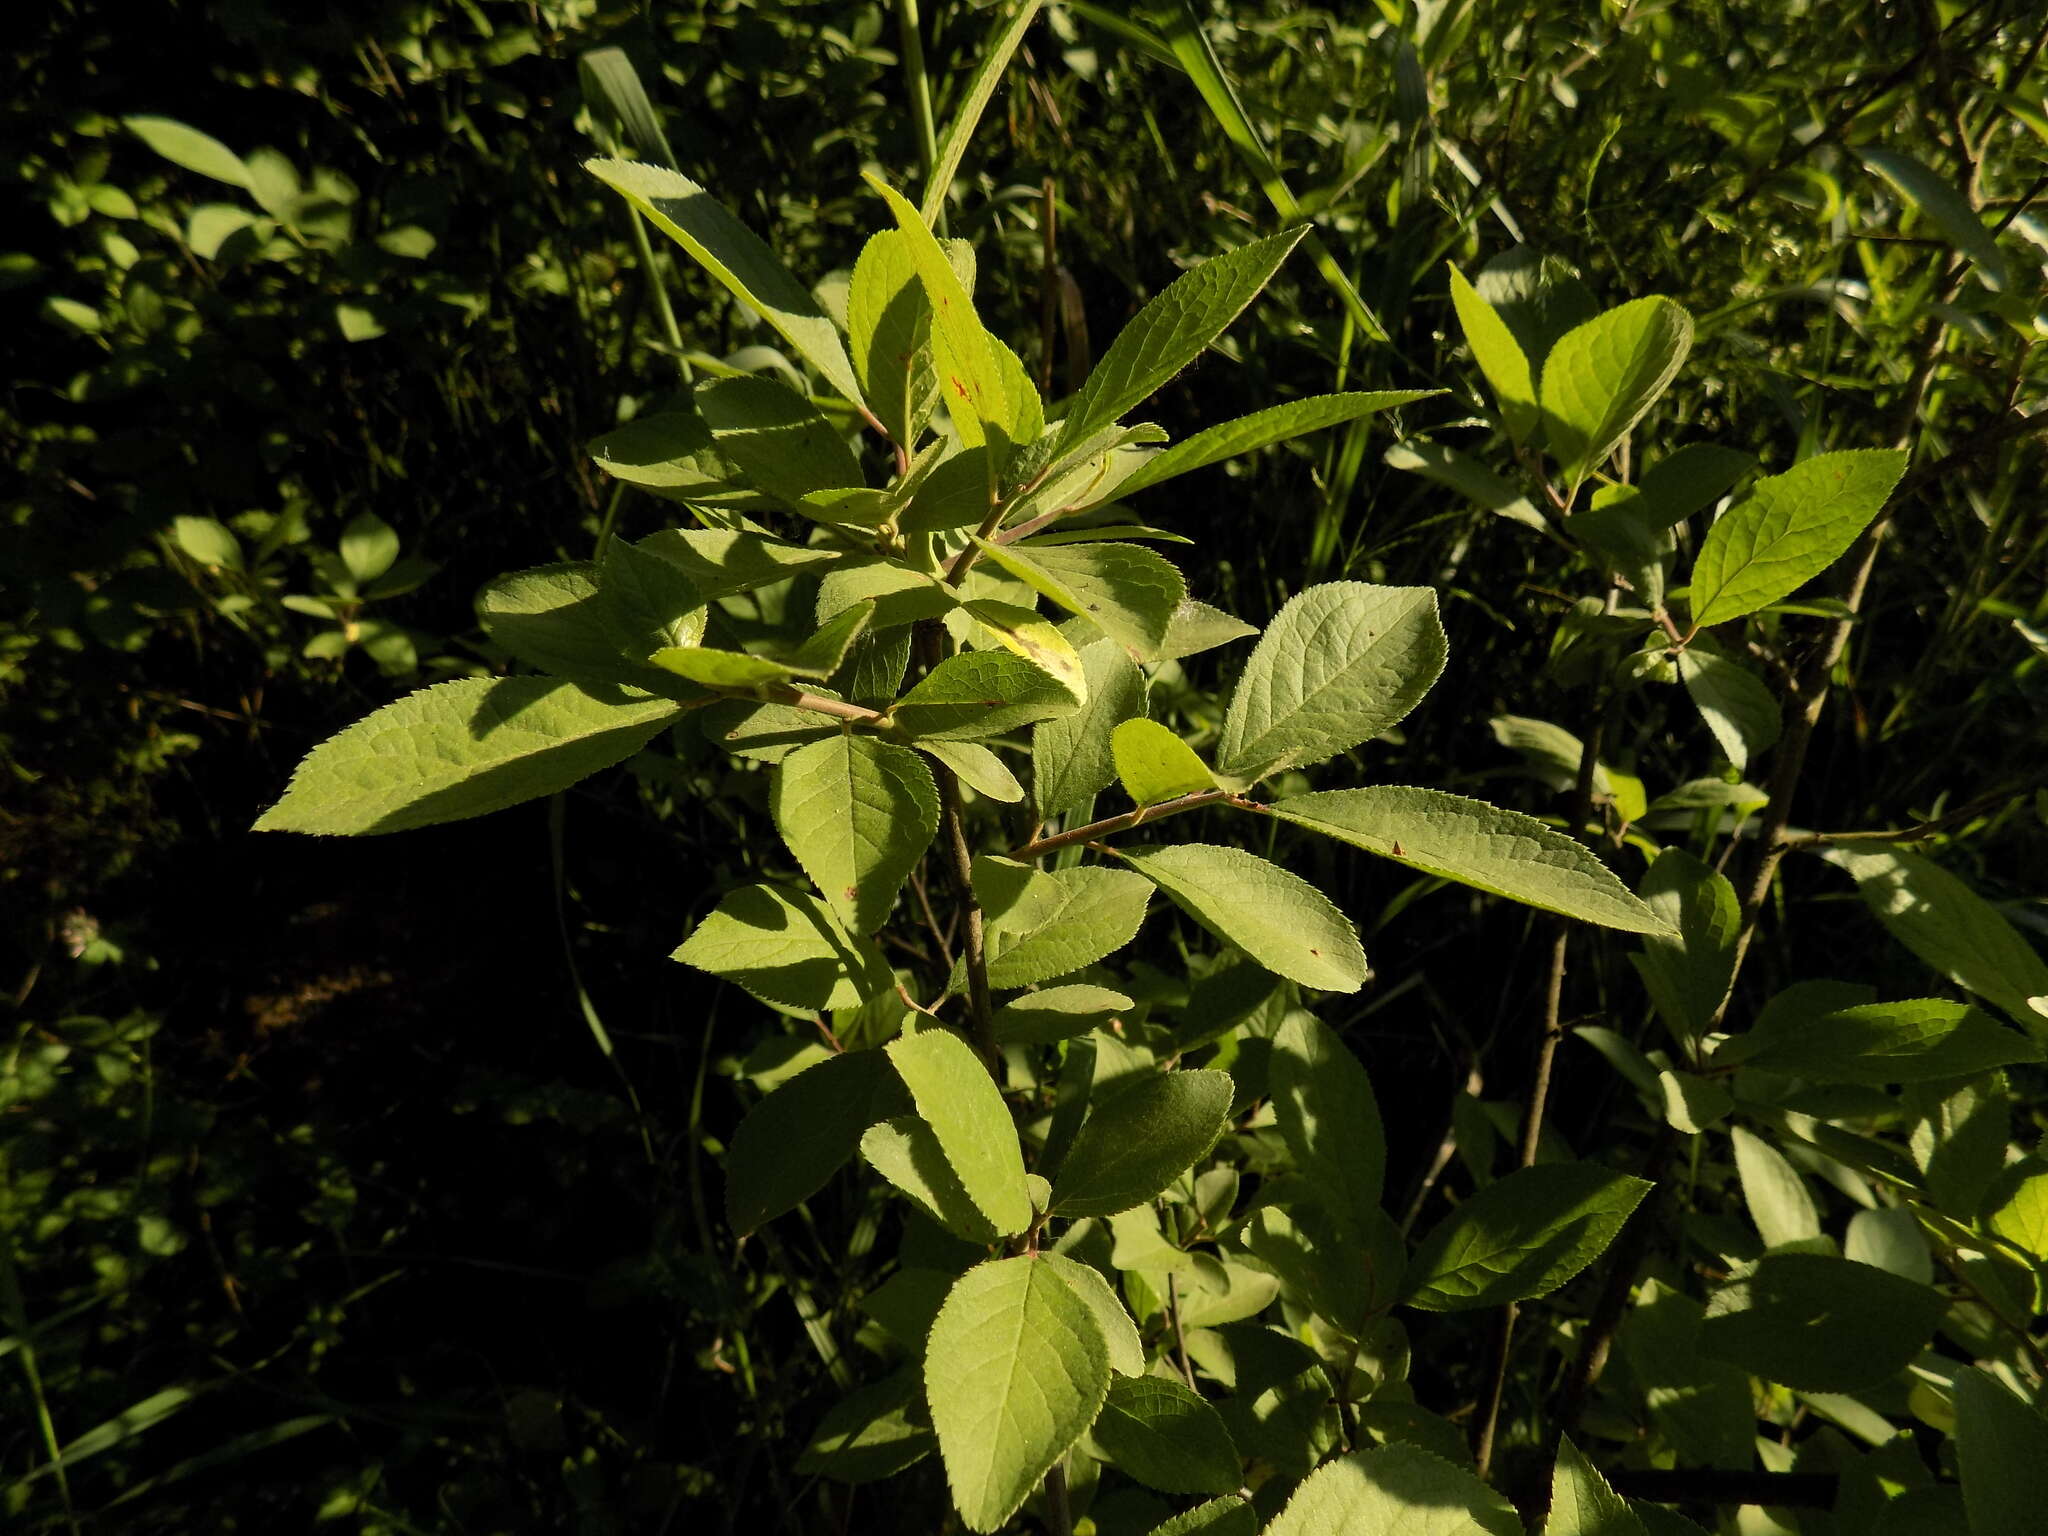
1009, 790, 1251, 861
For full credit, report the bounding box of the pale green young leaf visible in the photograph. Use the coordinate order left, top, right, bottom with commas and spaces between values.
1053, 1069, 1233, 1216
1111, 718, 1216, 805
991, 985, 1133, 1046
254, 678, 679, 836
478, 563, 635, 685
981, 863, 1154, 988
1730, 1126, 1821, 1249
924, 1256, 1112, 1533
1405, 1163, 1652, 1310
1843, 1207, 1932, 1283
1034, 638, 1148, 817
961, 599, 1088, 700
1698, 1252, 1947, 1391
1271, 1012, 1386, 1229
1990, 1168, 2048, 1258
887, 1027, 1032, 1237
990, 335, 1044, 446
1039, 1253, 1144, 1376
1157, 599, 1259, 662
1955, 1367, 2048, 1536
1217, 583, 1447, 786
973, 539, 1187, 661
1548, 1436, 1647, 1536
1113, 391, 1438, 500
1657, 1070, 1732, 1135
634, 526, 838, 597
1052, 226, 1308, 457
1677, 645, 1780, 771
1539, 296, 1694, 488
1734, 998, 2038, 1083
890, 650, 1081, 741
1820, 846, 2048, 1035
338, 512, 400, 585
1146, 1497, 1255, 1536
772, 736, 938, 934
1383, 440, 1546, 530
861, 1115, 1000, 1243
672, 883, 890, 1011
172, 515, 242, 568
916, 740, 1024, 803
863, 172, 1009, 458
794, 1368, 935, 1484
1688, 450, 1907, 628
1449, 266, 1537, 442
125, 115, 253, 188
1114, 844, 1366, 993
586, 158, 864, 405
724, 1050, 908, 1236
1091, 1374, 1240, 1496
847, 229, 937, 447
1862, 148, 2012, 292
1263, 1444, 1521, 1536
1267, 787, 1669, 934
1632, 848, 1739, 1044
693, 374, 864, 503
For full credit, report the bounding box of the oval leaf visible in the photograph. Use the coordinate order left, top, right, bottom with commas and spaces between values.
773, 735, 939, 935
1115, 844, 1367, 994
1091, 1373, 1241, 1495
1053, 1069, 1234, 1217
887, 1027, 1032, 1237
1539, 296, 1694, 488
1405, 1162, 1652, 1310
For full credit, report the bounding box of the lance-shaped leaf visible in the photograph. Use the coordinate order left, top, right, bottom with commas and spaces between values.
1687, 450, 1907, 628
1698, 1252, 1947, 1391
1091, 1374, 1241, 1496
1158, 599, 1259, 662
1548, 1436, 1647, 1536
588, 413, 773, 513
1383, 439, 1546, 530
865, 172, 1009, 460
992, 985, 1134, 1045
847, 229, 938, 448
1267, 786, 1668, 933
1111, 390, 1438, 501
254, 678, 680, 836
1540, 296, 1694, 488
1270, 1013, 1385, 1230
1955, 1367, 2048, 1536
1053, 1069, 1233, 1216
919, 0, 1046, 224
1677, 645, 1779, 770
673, 883, 890, 1011
725, 1050, 909, 1236
924, 1256, 1112, 1533
1114, 844, 1366, 993
973, 539, 1187, 661
772, 736, 938, 934
1405, 1162, 1652, 1310
1730, 1125, 1820, 1249
890, 650, 1080, 740
1112, 718, 1216, 805
693, 374, 865, 505
1052, 226, 1306, 457
1148, 1498, 1256, 1536
650, 600, 871, 687
478, 563, 635, 685
1216, 583, 1447, 786
1729, 998, 2039, 1083
1863, 148, 2012, 292
980, 862, 1154, 988
125, 115, 254, 188
862, 1115, 1000, 1243
1632, 848, 1739, 1045
887, 1027, 1031, 1235
586, 158, 863, 405
1034, 638, 1148, 817
635, 526, 839, 597
917, 739, 1024, 803
1263, 1444, 1522, 1536
1820, 845, 2048, 1035
1449, 266, 1537, 442
795, 1368, 935, 1484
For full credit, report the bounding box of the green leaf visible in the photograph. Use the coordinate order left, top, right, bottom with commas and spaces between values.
1955, 1367, 2048, 1536
1687, 451, 1907, 628
848, 229, 938, 448
1405, 1163, 1652, 1310
1990, 1167, 2048, 1258
478, 564, 633, 685
599, 536, 709, 660
1384, 440, 1546, 530
1034, 638, 1148, 817
1244, 1201, 1403, 1325
673, 883, 890, 1011
1820, 846, 2048, 1035
1040, 1253, 1145, 1376
1146, 1497, 1256, 1536
1862, 148, 2012, 292
647, 645, 793, 688
924, 1256, 1112, 1533
1159, 600, 1258, 662
1271, 1012, 1386, 1231
1844, 1207, 1931, 1283
920, 0, 1046, 225
1732, 998, 2038, 1083
1267, 787, 1669, 934
890, 650, 1081, 741
1216, 583, 1447, 786
589, 415, 774, 513
991, 985, 1133, 1046
864, 172, 1010, 459
1112, 719, 1216, 805
1677, 645, 1780, 771
1730, 1125, 1821, 1249
693, 375, 865, 504
254, 678, 679, 836
772, 735, 938, 934
888, 1027, 1032, 1236
1539, 296, 1694, 489
171, 515, 241, 569
1631, 848, 1739, 1044
124, 116, 252, 188
634, 526, 838, 596
862, 1115, 1000, 1243
917, 740, 1024, 803
1449, 266, 1537, 443
1629, 443, 1756, 528
973, 540, 1188, 661
795, 1369, 935, 1484
338, 512, 399, 585
1053, 1069, 1233, 1216
1658, 1069, 1732, 1135
1548, 1436, 1647, 1536
1698, 1252, 1947, 1391
1052, 226, 1307, 457
1114, 844, 1366, 993
586, 158, 864, 405
1263, 1444, 1522, 1535
1114, 391, 1437, 500
979, 861, 1154, 988
1091, 1374, 1240, 1496
962, 599, 1089, 701
725, 1050, 907, 1236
